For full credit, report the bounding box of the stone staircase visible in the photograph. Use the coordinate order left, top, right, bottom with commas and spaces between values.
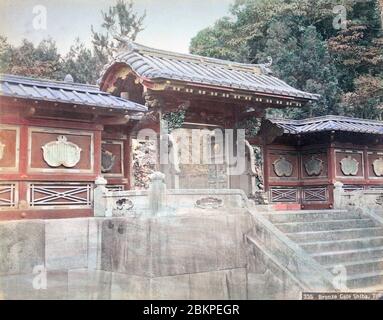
262, 209, 383, 290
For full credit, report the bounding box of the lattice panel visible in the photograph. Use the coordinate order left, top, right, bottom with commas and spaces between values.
302, 187, 328, 203
0, 184, 16, 207
270, 188, 298, 203
29, 183, 92, 208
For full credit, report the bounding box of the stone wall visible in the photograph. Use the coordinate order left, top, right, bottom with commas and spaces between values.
0, 206, 252, 299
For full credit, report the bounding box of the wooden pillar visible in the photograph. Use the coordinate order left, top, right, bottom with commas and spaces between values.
263, 144, 269, 192
123, 135, 132, 189
327, 140, 336, 206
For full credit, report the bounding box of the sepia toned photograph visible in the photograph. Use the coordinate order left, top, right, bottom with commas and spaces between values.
0, 0, 383, 306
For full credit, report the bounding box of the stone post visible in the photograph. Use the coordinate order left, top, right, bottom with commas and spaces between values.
333, 181, 344, 209
94, 176, 109, 217
148, 171, 167, 215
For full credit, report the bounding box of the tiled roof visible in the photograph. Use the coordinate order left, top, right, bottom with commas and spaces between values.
100, 42, 319, 101
268, 115, 383, 135
0, 74, 147, 112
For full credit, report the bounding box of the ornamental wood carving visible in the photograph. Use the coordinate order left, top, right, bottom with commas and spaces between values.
101, 149, 116, 173
42, 135, 82, 168
340, 155, 359, 176
0, 140, 5, 160
372, 157, 383, 176
272, 156, 293, 177
304, 156, 323, 176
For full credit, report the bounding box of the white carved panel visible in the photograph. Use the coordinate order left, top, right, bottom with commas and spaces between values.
42, 135, 81, 168
28, 127, 94, 174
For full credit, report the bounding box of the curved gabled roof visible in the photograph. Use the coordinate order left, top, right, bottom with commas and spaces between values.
100, 42, 319, 101
268, 115, 383, 135
0, 73, 147, 112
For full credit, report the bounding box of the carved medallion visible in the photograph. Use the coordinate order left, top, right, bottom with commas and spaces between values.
376, 195, 383, 206
115, 198, 134, 211
340, 155, 359, 176
101, 149, 116, 173
42, 135, 81, 168
372, 157, 383, 176
0, 140, 5, 161
195, 197, 223, 209
304, 156, 323, 176
272, 156, 293, 177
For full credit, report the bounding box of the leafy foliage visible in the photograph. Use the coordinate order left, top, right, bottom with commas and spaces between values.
190, 0, 383, 120
162, 110, 186, 133
0, 0, 145, 84
61, 38, 99, 84
91, 0, 146, 70
0, 38, 62, 79
237, 116, 261, 137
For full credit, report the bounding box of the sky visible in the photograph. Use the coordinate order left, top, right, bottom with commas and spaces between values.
0, 0, 233, 55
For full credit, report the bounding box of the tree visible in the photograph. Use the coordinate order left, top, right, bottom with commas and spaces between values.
190, 0, 382, 120
61, 38, 99, 84
0, 38, 62, 79
190, 17, 249, 62
342, 75, 383, 119
259, 22, 341, 119
0, 36, 12, 73
328, 1, 383, 118
91, 0, 146, 70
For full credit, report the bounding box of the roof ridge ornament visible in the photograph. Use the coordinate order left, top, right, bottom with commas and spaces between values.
259, 56, 273, 75
265, 56, 273, 67
64, 74, 74, 83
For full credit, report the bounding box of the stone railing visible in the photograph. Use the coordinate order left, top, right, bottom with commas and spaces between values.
247, 210, 336, 294
333, 181, 383, 223
94, 172, 254, 217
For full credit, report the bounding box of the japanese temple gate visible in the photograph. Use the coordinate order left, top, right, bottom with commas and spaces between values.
99, 42, 318, 195
1, 42, 321, 219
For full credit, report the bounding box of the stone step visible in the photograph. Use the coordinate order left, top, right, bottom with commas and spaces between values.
311, 246, 383, 265
275, 218, 376, 233
263, 210, 362, 224
301, 236, 383, 254
347, 270, 383, 289
286, 227, 383, 243
325, 258, 383, 276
